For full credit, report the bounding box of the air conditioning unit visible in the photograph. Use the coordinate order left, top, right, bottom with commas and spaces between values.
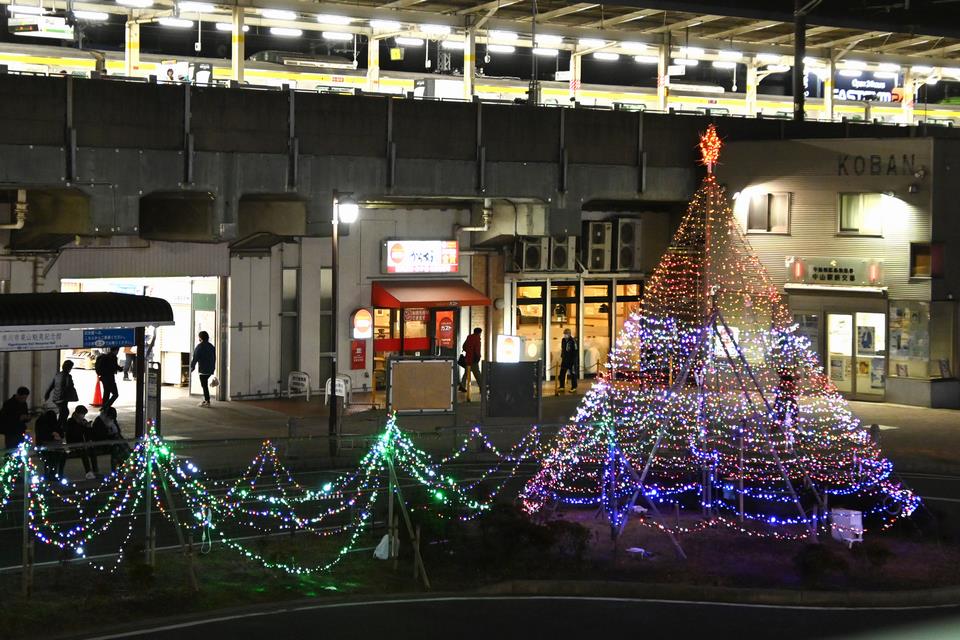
518, 237, 549, 271
584, 221, 612, 272
616, 218, 643, 271
550, 235, 577, 271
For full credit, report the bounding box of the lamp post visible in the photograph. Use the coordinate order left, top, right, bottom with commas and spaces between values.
329, 192, 359, 454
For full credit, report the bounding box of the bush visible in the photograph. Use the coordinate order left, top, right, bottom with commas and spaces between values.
852, 539, 893, 570
793, 544, 849, 587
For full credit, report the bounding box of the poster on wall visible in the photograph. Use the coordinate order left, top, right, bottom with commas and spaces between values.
830, 358, 845, 381
871, 359, 885, 389
857, 326, 875, 355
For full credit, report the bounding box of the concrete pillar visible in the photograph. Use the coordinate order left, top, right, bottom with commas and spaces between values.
569, 52, 582, 103
823, 58, 835, 121
367, 36, 381, 92
745, 59, 758, 116
901, 70, 915, 125
231, 7, 245, 84
463, 28, 476, 100
124, 20, 140, 77
656, 43, 669, 111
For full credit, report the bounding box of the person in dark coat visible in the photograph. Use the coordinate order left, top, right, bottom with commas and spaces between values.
95, 348, 122, 409
558, 328, 579, 393
190, 331, 217, 407
35, 408, 66, 480
0, 387, 31, 451
44, 361, 76, 429
92, 407, 129, 472
458, 328, 483, 392
66, 405, 99, 479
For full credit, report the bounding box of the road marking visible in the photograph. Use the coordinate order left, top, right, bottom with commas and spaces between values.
920, 496, 960, 504
83, 596, 960, 638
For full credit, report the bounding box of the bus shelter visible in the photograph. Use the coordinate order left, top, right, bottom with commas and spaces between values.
0, 292, 175, 437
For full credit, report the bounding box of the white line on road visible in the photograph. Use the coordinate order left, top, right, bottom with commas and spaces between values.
919, 496, 960, 503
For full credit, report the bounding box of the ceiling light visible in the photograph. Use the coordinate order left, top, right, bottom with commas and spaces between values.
679, 46, 704, 57
911, 65, 933, 74
943, 67, 960, 77
159, 17, 193, 27
73, 10, 109, 20
370, 19, 400, 30
215, 22, 248, 31
673, 58, 698, 66
178, 1, 213, 11
842, 59, 867, 68
802, 56, 822, 66
270, 26, 302, 36
533, 47, 559, 57
489, 30, 517, 41
925, 77, 939, 85
579, 38, 605, 48
536, 34, 562, 45
766, 64, 790, 73
116, 0, 153, 7
718, 50, 742, 60
487, 44, 515, 54
396, 36, 424, 46
874, 71, 899, 79
315, 14, 351, 25
322, 31, 353, 41
712, 60, 737, 69
593, 52, 619, 61
261, 9, 296, 20
620, 41, 647, 51
634, 55, 658, 64
877, 62, 900, 72
441, 40, 464, 50
8, 4, 47, 14
757, 53, 780, 63
838, 69, 862, 77
419, 23, 450, 35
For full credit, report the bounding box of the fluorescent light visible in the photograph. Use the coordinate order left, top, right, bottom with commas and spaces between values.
620, 41, 647, 51
718, 50, 742, 60
441, 40, 464, 50
536, 34, 562, 45
766, 64, 790, 73
756, 53, 780, 63
925, 77, 939, 85
842, 59, 867, 69
533, 47, 559, 57
712, 60, 737, 69
487, 44, 515, 54
261, 9, 296, 20
159, 17, 193, 27
419, 23, 450, 35
911, 65, 933, 74
270, 26, 302, 36
178, 1, 213, 11
873, 71, 898, 79
838, 69, 862, 77
877, 62, 900, 72
322, 31, 353, 41
489, 30, 517, 41
116, 0, 153, 6
679, 46, 704, 57
396, 36, 424, 46
370, 19, 400, 30
8, 4, 47, 14
802, 56, 821, 66
673, 58, 698, 66
74, 10, 109, 20
579, 38, 605, 48
593, 52, 619, 61
943, 68, 960, 77
315, 14, 352, 25
215, 22, 248, 31
634, 55, 658, 64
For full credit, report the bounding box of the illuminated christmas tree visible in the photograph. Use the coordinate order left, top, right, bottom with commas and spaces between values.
523, 125, 918, 542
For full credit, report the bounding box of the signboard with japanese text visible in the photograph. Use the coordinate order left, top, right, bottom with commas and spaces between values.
350, 339, 366, 369
0, 328, 135, 352
383, 240, 459, 274
786, 257, 884, 287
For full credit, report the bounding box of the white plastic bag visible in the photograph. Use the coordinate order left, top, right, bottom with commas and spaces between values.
208, 375, 219, 388
373, 534, 391, 560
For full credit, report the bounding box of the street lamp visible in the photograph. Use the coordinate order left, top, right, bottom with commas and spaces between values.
329, 191, 358, 454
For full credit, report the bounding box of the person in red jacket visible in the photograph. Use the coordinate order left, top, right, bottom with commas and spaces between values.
458, 327, 483, 392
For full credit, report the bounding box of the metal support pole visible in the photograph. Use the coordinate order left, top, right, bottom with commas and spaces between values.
792, 0, 807, 122
135, 326, 145, 439
328, 197, 340, 458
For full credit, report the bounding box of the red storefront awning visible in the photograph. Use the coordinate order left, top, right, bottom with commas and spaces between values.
372, 280, 491, 309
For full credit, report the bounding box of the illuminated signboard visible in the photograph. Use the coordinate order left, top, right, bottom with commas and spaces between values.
496, 335, 522, 363
351, 308, 373, 339
384, 240, 459, 274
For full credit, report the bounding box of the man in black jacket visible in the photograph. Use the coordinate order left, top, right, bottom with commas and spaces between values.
95, 348, 122, 409
190, 331, 217, 407
0, 387, 30, 451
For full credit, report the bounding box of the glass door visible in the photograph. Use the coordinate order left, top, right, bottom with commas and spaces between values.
855, 312, 886, 398
827, 314, 853, 394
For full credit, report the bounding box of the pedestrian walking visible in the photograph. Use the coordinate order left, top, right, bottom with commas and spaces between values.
558, 328, 579, 393
458, 327, 483, 392
44, 361, 77, 429
66, 405, 98, 479
0, 386, 31, 451
35, 408, 66, 480
122, 346, 136, 381
95, 348, 122, 409
190, 331, 216, 407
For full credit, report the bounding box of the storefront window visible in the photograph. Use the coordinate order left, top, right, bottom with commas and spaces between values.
583, 282, 610, 377
550, 283, 578, 377
516, 283, 545, 362
890, 301, 955, 379
615, 281, 643, 341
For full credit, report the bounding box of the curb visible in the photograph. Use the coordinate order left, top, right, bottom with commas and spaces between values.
479, 579, 960, 608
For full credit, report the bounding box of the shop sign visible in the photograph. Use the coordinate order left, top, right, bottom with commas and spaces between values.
437, 314, 455, 349
351, 308, 373, 339
403, 307, 428, 322
0, 328, 135, 352
496, 334, 522, 363
384, 240, 459, 274
350, 339, 366, 370
786, 257, 884, 287
837, 153, 916, 176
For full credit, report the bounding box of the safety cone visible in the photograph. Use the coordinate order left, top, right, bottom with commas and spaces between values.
92, 379, 102, 407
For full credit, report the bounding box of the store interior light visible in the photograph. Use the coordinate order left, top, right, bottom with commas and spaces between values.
535, 34, 563, 45
766, 64, 790, 73
533, 47, 559, 57
911, 65, 933, 74
178, 1, 213, 12
159, 17, 193, 27
718, 50, 742, 60
215, 22, 248, 31
419, 23, 450, 35
593, 52, 619, 61
877, 62, 900, 72
322, 31, 353, 41
8, 4, 47, 14
673, 58, 699, 66
441, 40, 464, 50
261, 9, 296, 20
270, 26, 302, 36
73, 10, 109, 20
579, 37, 606, 47
838, 69, 862, 77
487, 44, 515, 54
712, 60, 737, 69
634, 55, 658, 64
396, 36, 424, 46
369, 19, 401, 30
756, 53, 781, 63
315, 14, 352, 25
489, 30, 518, 41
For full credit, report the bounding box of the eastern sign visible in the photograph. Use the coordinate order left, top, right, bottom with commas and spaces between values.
384, 240, 459, 274
0, 328, 136, 352
833, 74, 896, 102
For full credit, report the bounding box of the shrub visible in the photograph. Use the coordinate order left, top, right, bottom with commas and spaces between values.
793, 544, 849, 587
